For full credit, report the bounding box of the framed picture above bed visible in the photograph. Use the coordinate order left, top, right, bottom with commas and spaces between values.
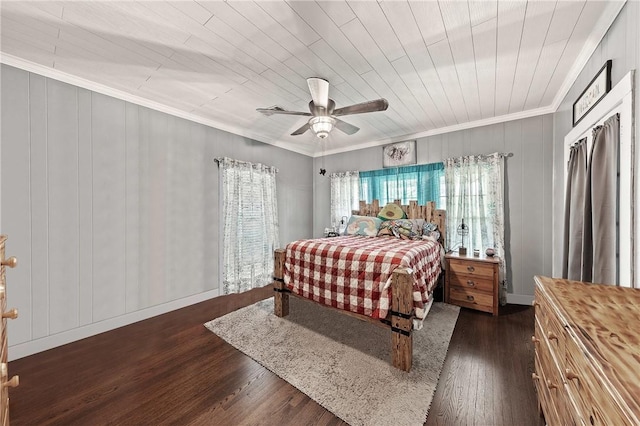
382, 140, 416, 168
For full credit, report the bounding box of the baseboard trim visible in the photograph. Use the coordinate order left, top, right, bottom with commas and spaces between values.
507, 293, 534, 306
8, 288, 220, 361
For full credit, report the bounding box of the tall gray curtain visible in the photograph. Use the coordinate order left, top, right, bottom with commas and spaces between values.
563, 114, 619, 283
562, 138, 588, 280
583, 114, 619, 284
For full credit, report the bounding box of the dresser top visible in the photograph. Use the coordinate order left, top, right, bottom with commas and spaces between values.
534, 275, 640, 420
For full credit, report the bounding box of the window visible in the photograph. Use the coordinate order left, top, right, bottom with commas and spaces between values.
330, 171, 359, 231
359, 163, 445, 209
218, 157, 279, 294
444, 153, 506, 304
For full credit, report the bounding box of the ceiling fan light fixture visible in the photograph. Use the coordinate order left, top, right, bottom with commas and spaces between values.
309, 116, 335, 139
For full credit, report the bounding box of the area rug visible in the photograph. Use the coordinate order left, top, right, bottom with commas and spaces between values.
205, 296, 459, 426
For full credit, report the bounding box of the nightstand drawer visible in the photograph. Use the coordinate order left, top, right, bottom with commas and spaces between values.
449, 274, 493, 293
448, 259, 495, 279
449, 286, 493, 311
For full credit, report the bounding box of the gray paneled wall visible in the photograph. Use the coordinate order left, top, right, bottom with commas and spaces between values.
552, 1, 640, 276
0, 64, 313, 359
314, 115, 554, 303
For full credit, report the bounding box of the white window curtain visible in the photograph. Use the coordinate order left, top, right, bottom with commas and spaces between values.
218, 157, 279, 295
445, 153, 507, 304
330, 171, 360, 232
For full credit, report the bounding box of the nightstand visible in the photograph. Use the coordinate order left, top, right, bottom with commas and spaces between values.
445, 252, 500, 315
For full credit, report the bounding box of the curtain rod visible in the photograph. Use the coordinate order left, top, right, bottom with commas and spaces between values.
213, 157, 279, 173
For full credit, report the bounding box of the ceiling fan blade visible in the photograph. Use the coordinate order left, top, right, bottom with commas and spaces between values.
333, 98, 389, 116
257, 106, 312, 117
291, 122, 311, 136
334, 118, 359, 135
307, 77, 329, 109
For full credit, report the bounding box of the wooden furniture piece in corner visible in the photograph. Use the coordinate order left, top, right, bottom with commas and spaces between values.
445, 252, 499, 315
532, 276, 640, 425
1, 236, 19, 425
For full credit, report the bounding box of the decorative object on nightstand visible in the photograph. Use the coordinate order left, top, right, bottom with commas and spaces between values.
485, 247, 495, 257
445, 251, 499, 315
457, 219, 469, 256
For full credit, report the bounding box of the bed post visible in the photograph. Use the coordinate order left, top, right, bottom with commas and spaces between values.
391, 268, 413, 372
273, 249, 289, 317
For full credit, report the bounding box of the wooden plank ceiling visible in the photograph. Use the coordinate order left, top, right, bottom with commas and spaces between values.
0, 1, 624, 156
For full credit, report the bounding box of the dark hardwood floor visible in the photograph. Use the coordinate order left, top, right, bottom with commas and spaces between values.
8, 287, 544, 425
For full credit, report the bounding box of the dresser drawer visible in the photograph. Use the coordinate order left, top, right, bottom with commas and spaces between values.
449, 286, 493, 312
534, 352, 561, 426
448, 259, 495, 279
0, 325, 5, 363
543, 314, 566, 365
564, 333, 632, 425
562, 384, 587, 426
1, 396, 7, 426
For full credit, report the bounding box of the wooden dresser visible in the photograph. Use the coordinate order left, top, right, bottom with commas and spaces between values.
445, 252, 499, 315
1, 236, 19, 425
533, 276, 640, 426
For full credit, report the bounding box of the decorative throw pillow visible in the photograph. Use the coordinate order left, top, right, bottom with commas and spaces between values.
344, 215, 383, 237
377, 219, 422, 240
422, 222, 441, 241
377, 202, 406, 221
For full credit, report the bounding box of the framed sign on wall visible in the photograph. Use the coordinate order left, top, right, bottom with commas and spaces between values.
382, 140, 416, 168
573, 60, 612, 127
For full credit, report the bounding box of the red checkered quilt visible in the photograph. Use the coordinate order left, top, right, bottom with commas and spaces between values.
284, 235, 442, 320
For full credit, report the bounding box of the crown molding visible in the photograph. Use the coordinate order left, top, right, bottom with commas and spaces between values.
1, 0, 625, 162
314, 105, 555, 157
549, 0, 627, 111
0, 53, 315, 157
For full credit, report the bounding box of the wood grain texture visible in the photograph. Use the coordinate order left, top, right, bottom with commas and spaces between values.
273, 249, 289, 318
354, 199, 447, 245
426, 304, 543, 426
7, 286, 542, 425
391, 267, 413, 372
0, 236, 19, 425
534, 276, 640, 425
446, 253, 500, 315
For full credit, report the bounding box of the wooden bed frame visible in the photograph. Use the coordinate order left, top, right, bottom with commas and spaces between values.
273, 200, 446, 372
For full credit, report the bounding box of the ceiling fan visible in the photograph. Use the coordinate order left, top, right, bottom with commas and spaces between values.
257, 77, 389, 139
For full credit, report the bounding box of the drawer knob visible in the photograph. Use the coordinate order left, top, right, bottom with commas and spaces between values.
1, 256, 17, 268
546, 379, 558, 390
547, 331, 558, 341
466, 280, 475, 287
532, 301, 539, 307
467, 265, 475, 272
532, 373, 540, 382
466, 295, 475, 302
2, 308, 18, 320
531, 336, 540, 344
2, 375, 19, 388
565, 368, 580, 381
0, 364, 17, 388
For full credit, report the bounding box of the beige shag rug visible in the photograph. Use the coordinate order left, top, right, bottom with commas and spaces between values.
205, 296, 459, 426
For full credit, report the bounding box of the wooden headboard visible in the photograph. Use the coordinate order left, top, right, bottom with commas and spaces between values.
353, 199, 446, 245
